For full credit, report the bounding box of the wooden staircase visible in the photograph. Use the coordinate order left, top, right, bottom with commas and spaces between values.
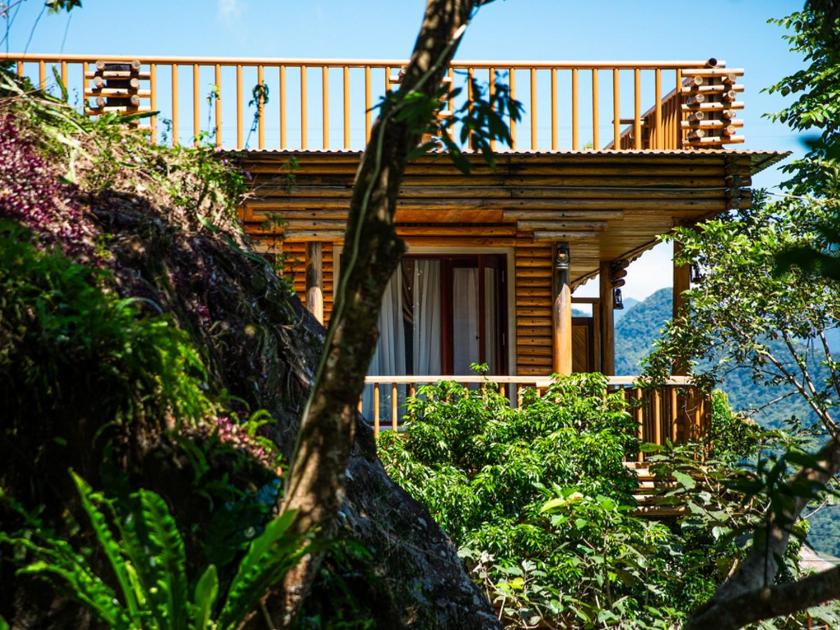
625, 461, 686, 518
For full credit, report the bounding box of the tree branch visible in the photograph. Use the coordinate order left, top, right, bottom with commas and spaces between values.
817, 329, 840, 400
270, 0, 482, 625
688, 436, 840, 619
686, 564, 840, 630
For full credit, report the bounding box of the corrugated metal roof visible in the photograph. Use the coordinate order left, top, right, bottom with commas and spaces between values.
232, 148, 790, 175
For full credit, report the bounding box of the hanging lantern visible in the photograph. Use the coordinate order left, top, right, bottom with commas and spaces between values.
613, 287, 624, 310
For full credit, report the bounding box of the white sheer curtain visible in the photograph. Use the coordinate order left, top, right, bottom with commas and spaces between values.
363, 266, 406, 420
412, 260, 441, 375
452, 268, 479, 374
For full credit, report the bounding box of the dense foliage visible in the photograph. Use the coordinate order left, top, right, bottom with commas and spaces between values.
378, 375, 795, 628
0, 70, 313, 627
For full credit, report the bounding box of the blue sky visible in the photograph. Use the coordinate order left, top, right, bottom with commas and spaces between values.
4, 0, 807, 300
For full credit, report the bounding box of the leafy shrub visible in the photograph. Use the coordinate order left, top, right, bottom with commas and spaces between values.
0, 111, 95, 258
379, 374, 691, 627
378, 376, 808, 628
1, 472, 308, 630
0, 219, 210, 436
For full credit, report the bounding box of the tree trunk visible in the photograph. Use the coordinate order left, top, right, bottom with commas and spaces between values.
275, 0, 485, 624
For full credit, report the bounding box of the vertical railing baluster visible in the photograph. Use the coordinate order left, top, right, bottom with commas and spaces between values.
447, 66, 454, 123
530, 67, 537, 149
509, 67, 516, 149
81, 62, 88, 111
612, 68, 620, 148
16, 60, 23, 77
60, 60, 67, 90
38, 59, 45, 90
550, 68, 557, 150
653, 388, 662, 446
300, 65, 307, 149
467, 66, 474, 149
654, 68, 662, 149
279, 65, 286, 149
571, 68, 579, 150
192, 63, 199, 146
150, 63, 157, 144
343, 65, 350, 149
635, 387, 644, 462
364, 65, 371, 143
171, 64, 179, 146
633, 68, 641, 149
374, 383, 380, 438
257, 65, 265, 149
236, 64, 243, 149
670, 386, 679, 442
489, 67, 495, 151
591, 69, 599, 149
214, 63, 222, 148
391, 383, 398, 431
322, 65, 329, 149
675, 69, 683, 149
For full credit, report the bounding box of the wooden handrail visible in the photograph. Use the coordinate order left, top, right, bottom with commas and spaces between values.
361, 374, 710, 457
3, 52, 744, 152
2, 53, 722, 68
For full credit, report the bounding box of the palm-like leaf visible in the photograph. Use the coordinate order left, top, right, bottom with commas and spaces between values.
71, 472, 145, 621
216, 510, 309, 629
114, 490, 190, 630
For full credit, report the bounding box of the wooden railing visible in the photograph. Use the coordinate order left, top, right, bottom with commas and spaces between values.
361, 375, 710, 455
3, 53, 743, 151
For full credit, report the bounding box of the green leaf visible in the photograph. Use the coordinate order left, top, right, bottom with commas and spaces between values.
71, 471, 144, 621
217, 510, 308, 629
672, 470, 696, 490
192, 565, 219, 630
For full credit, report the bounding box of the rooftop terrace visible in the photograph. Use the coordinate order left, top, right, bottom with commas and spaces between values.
3, 53, 745, 152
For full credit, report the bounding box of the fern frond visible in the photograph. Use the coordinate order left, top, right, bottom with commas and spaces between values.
216, 510, 309, 629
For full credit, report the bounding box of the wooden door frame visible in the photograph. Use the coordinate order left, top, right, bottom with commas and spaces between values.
333, 244, 517, 375
409, 253, 508, 375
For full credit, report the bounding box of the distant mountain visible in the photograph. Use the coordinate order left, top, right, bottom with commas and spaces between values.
613, 297, 639, 324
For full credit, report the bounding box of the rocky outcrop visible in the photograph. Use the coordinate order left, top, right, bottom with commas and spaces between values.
0, 101, 497, 627
95, 193, 499, 628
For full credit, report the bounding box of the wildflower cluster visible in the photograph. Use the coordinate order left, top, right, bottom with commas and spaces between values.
0, 114, 95, 258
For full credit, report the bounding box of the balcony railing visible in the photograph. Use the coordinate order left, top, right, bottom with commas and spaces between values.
361, 375, 710, 459
3, 53, 744, 152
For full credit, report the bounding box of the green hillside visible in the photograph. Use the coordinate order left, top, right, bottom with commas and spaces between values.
615, 287, 818, 429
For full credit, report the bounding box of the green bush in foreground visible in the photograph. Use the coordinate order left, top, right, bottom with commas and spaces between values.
2, 472, 308, 630
379, 375, 774, 628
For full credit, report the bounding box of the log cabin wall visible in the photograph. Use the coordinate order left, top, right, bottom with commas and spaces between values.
236, 149, 784, 375
513, 238, 553, 375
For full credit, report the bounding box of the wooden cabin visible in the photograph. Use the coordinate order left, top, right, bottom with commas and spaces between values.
4, 53, 786, 452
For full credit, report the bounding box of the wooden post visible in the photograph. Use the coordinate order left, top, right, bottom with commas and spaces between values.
673, 239, 691, 375
306, 241, 324, 324
599, 261, 615, 375
552, 244, 573, 375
